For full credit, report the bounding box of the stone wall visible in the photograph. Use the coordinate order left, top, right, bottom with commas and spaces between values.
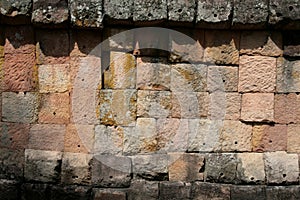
0, 0, 300, 199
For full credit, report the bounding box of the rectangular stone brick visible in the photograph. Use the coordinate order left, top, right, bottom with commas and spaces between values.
38, 92, 70, 124
29, 124, 66, 151
287, 124, 300, 153
0, 148, 24, 180
204, 30, 240, 65
98, 89, 137, 126
277, 57, 300, 93
136, 57, 170, 90
171, 63, 207, 92
103, 28, 134, 51
2, 92, 38, 123
264, 151, 299, 184
104, 0, 133, 21
128, 179, 158, 200
231, 185, 266, 200
25, 149, 62, 183
168, 0, 195, 22
104, 52, 136, 89
240, 31, 282, 56
93, 189, 127, 200
38, 64, 70, 93
191, 182, 230, 200
238, 55, 276, 92
208, 66, 238, 92
0, 122, 29, 150
0, 179, 20, 200
266, 186, 300, 200
252, 124, 287, 152
159, 181, 191, 200
274, 93, 300, 124
241, 93, 274, 122
133, 0, 167, 21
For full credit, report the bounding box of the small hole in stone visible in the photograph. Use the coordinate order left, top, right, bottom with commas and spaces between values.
119, 12, 122, 15
220, 172, 224, 176
289, 6, 294, 11
72, 175, 78, 179
250, 177, 254, 180
234, 141, 238, 144
83, 114, 87, 117
46, 14, 51, 19
203, 143, 206, 146
148, 13, 153, 17
77, 145, 80, 148
82, 45, 86, 49
82, 78, 84, 81
178, 9, 182, 13
109, 176, 113, 179
283, 174, 286, 178
214, 14, 217, 17
9, 138, 12, 141
223, 80, 226, 83
276, 13, 283, 17
269, 140, 272, 143
53, 112, 56, 115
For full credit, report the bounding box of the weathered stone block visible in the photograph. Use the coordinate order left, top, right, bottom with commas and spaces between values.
98, 89, 136, 126
191, 182, 230, 200
104, 0, 133, 21
168, 0, 195, 22
159, 181, 191, 200
38, 64, 70, 93
103, 28, 134, 51
32, 0, 69, 25
128, 179, 158, 200
21, 183, 49, 200
50, 185, 92, 200
269, 0, 300, 25
0, 179, 20, 200
266, 186, 300, 200
252, 124, 287, 152
92, 155, 131, 187
238, 56, 276, 92
274, 93, 300, 124
104, 52, 136, 89
0, 122, 29, 150
208, 66, 238, 92
2, 92, 38, 123
133, 0, 167, 21
64, 124, 94, 153
25, 149, 62, 183
61, 152, 92, 185
231, 185, 266, 200
241, 93, 274, 122
287, 124, 300, 153
168, 153, 205, 181
137, 90, 171, 118
39, 93, 70, 124
171, 63, 207, 92
240, 31, 282, 56
0, 148, 24, 180
136, 57, 170, 90
0, 0, 32, 17
131, 154, 168, 181
29, 124, 66, 151
283, 31, 300, 57
93, 188, 126, 200
69, 0, 103, 28
264, 151, 299, 184
204, 30, 240, 65
3, 53, 36, 92
277, 57, 300, 93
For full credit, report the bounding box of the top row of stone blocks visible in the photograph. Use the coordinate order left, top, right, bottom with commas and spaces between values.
0, 0, 299, 29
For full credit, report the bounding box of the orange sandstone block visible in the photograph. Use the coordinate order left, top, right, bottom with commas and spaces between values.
274, 93, 300, 124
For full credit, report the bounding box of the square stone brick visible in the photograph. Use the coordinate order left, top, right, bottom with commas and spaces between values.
64, 124, 94, 154
0, 122, 29, 150
137, 90, 171, 118
3, 53, 37, 92
238, 55, 276, 92
277, 57, 300, 93
168, 0, 195, 22
241, 93, 274, 122
2, 92, 38, 123
0, 148, 24, 181
252, 124, 287, 152
208, 66, 238, 92
29, 124, 66, 151
39, 92, 70, 124
171, 63, 207, 92
133, 0, 167, 21
104, 52, 136, 89
98, 89, 137, 126
103, 28, 134, 51
136, 57, 170, 90
287, 124, 300, 153
25, 149, 62, 183
274, 93, 300, 124
38, 64, 70, 93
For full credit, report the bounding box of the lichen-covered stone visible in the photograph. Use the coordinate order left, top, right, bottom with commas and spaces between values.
0, 122, 29, 150
0, 148, 24, 180
0, 0, 32, 17
269, 0, 300, 25
287, 124, 300, 153
274, 93, 300, 124
133, 0, 167, 21
128, 179, 159, 200
277, 57, 300, 93
208, 66, 238, 92
191, 182, 230, 200
159, 181, 191, 200
168, 0, 195, 22
104, 0, 133, 21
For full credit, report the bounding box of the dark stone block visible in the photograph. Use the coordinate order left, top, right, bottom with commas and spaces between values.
283, 31, 300, 57
0, 0, 32, 24
191, 182, 230, 200
0, 179, 20, 200
50, 185, 92, 200
133, 0, 167, 23
21, 183, 50, 200
127, 179, 159, 200
159, 181, 191, 200
0, 148, 24, 181
266, 186, 300, 200
231, 185, 266, 200
93, 189, 127, 200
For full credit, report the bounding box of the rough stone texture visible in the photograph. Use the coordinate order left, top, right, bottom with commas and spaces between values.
240, 31, 283, 56
104, 52, 136, 89
264, 151, 299, 184
24, 149, 62, 183
208, 66, 238, 92
277, 57, 300, 93
128, 179, 159, 200
171, 63, 207, 92
104, 0, 133, 21
64, 124, 94, 153
0, 122, 29, 150
137, 90, 171, 118
69, 0, 103, 28
269, 0, 300, 25
274, 93, 300, 124
238, 56, 276, 93
287, 124, 300, 153
233, 0, 268, 27
2, 92, 38, 123
0, 148, 24, 180
266, 186, 300, 200
252, 124, 287, 152
29, 124, 65, 152
204, 30, 240, 65
159, 181, 191, 200
61, 152, 92, 185
38, 92, 70, 124
94, 125, 123, 155
236, 153, 265, 184
93, 188, 126, 200
191, 182, 230, 200
50, 185, 92, 200
103, 28, 134, 51
241, 93, 274, 122
168, 0, 195, 22
32, 0, 68, 25
21, 183, 49, 200
0, 179, 20, 200
133, 0, 167, 22
38, 64, 70, 93
3, 53, 37, 92
283, 31, 300, 57
131, 154, 168, 181
168, 153, 205, 182
98, 89, 137, 126
0, 0, 32, 17
91, 155, 131, 187
136, 57, 170, 91
231, 185, 266, 200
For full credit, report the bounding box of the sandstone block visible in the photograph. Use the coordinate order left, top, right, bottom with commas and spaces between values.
274, 93, 300, 124
2, 92, 38, 123
191, 182, 230, 200
266, 186, 300, 200
252, 124, 287, 152
168, 0, 195, 22
0, 122, 29, 150
159, 181, 191, 200
0, 0, 32, 17
128, 179, 158, 200
208, 66, 238, 92
133, 0, 167, 21
104, 0, 133, 21
93, 188, 126, 200
29, 124, 66, 151
238, 55, 276, 92
38, 93, 70, 124
287, 124, 300, 153
264, 151, 299, 184
269, 0, 300, 25
231, 185, 266, 200
241, 93, 274, 122
283, 31, 300, 57
103, 28, 134, 51
24, 149, 62, 183
0, 148, 24, 180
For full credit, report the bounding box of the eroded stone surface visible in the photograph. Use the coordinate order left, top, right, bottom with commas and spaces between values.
208, 66, 238, 92
133, 0, 167, 21
104, 0, 133, 21
277, 57, 300, 93
168, 0, 195, 22
269, 0, 300, 24
274, 93, 300, 124
287, 124, 300, 153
